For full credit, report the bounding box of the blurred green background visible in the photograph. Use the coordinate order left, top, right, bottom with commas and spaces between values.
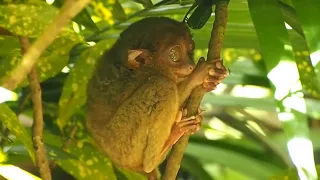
0, 0, 320, 179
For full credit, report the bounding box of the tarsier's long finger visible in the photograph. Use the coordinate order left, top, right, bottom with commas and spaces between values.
181, 115, 196, 122
189, 124, 201, 134
189, 113, 203, 134
182, 108, 188, 117
203, 82, 219, 91
204, 76, 224, 84
179, 118, 200, 127
175, 109, 183, 123
179, 125, 198, 134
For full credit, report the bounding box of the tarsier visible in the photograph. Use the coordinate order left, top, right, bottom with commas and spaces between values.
86, 17, 228, 179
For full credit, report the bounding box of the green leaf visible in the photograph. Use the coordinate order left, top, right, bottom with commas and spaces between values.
0, 34, 83, 87
248, 0, 316, 178
271, 129, 320, 152
90, 0, 126, 25
73, 8, 100, 32
290, 0, 320, 54
278, 1, 304, 38
0, 2, 84, 86
57, 39, 114, 131
202, 94, 276, 111
271, 165, 320, 180
132, 0, 153, 8
114, 168, 147, 180
56, 140, 117, 180
290, 0, 320, 91
186, 1, 213, 29
0, 3, 58, 37
185, 138, 284, 179
181, 154, 214, 180
0, 164, 41, 180
7, 143, 75, 161
0, 103, 35, 162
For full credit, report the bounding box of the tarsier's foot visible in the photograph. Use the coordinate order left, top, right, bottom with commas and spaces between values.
160, 108, 204, 156
170, 107, 203, 145
189, 106, 204, 134
203, 58, 228, 91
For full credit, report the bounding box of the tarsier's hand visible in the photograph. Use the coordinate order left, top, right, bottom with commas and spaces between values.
202, 57, 228, 91
191, 57, 228, 91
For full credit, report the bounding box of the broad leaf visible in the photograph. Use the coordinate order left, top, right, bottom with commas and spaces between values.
0, 103, 35, 162
185, 138, 285, 179
0, 3, 84, 86
56, 140, 117, 180
57, 39, 114, 130
0, 3, 57, 37
248, 0, 316, 178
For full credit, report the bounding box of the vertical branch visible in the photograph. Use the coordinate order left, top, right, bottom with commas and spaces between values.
20, 37, 52, 180
163, 1, 229, 179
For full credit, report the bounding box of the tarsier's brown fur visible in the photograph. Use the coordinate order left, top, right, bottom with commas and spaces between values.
86, 17, 227, 179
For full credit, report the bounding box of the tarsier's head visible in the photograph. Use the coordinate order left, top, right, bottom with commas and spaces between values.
121, 17, 196, 83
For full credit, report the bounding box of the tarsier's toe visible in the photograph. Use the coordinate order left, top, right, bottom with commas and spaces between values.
203, 82, 218, 91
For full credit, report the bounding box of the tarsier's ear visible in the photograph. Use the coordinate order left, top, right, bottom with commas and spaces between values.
128, 49, 151, 69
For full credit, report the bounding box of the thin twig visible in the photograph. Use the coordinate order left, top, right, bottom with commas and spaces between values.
1, 0, 91, 90
20, 36, 52, 180
163, 1, 229, 179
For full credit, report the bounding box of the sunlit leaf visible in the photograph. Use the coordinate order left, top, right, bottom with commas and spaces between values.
290, 0, 320, 55
271, 165, 320, 180
0, 35, 83, 87
0, 3, 57, 37
7, 143, 75, 161
0, 164, 41, 180
0, 103, 35, 162
115, 168, 147, 180
57, 140, 117, 180
290, 0, 320, 91
74, 8, 100, 32
90, 0, 126, 25
0, 148, 7, 163
0, 3, 84, 86
185, 138, 285, 179
132, 0, 153, 8
248, 0, 316, 179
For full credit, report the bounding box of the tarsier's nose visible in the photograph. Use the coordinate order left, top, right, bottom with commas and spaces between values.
189, 64, 196, 71
185, 64, 195, 75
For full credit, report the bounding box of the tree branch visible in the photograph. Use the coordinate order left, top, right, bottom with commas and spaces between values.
1, 0, 91, 90
163, 1, 229, 179
20, 37, 52, 180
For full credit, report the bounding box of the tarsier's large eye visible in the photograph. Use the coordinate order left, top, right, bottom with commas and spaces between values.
168, 45, 182, 62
